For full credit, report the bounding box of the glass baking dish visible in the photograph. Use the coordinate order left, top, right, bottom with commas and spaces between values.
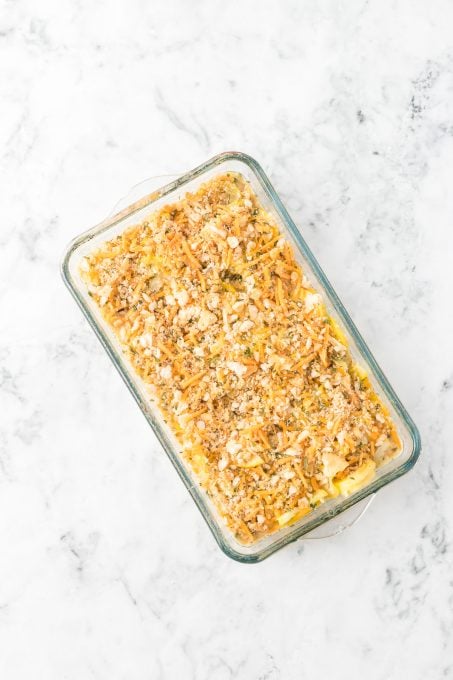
61, 151, 421, 562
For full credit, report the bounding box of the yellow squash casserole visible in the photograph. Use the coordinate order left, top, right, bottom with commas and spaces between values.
82, 173, 401, 544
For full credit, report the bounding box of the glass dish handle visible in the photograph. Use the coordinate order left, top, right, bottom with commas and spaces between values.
300, 494, 375, 540
109, 174, 182, 217
110, 174, 377, 543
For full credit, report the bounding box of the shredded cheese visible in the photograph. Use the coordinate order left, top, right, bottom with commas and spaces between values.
82, 172, 401, 545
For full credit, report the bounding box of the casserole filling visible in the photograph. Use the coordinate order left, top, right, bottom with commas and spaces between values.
82, 173, 400, 544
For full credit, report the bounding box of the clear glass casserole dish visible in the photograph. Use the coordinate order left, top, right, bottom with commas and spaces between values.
61, 151, 421, 562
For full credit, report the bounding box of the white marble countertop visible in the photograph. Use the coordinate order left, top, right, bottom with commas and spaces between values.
1, 1, 453, 677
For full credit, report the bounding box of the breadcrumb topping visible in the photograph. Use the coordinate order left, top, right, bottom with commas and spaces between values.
82, 173, 401, 544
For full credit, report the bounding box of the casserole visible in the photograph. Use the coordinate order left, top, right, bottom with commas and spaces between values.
62, 152, 421, 562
